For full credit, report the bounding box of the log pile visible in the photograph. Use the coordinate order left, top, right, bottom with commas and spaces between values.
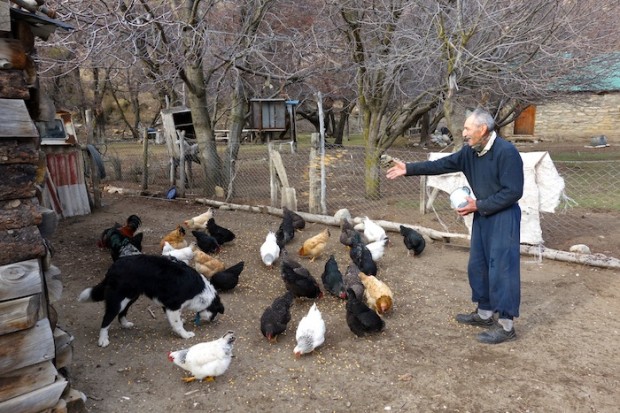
1, 3, 86, 412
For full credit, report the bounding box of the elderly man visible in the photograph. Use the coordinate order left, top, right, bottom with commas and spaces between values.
387, 108, 524, 344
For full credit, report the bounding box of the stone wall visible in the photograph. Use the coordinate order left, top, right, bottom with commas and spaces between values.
524, 92, 620, 143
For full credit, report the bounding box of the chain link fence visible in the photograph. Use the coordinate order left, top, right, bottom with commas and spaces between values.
97, 140, 620, 259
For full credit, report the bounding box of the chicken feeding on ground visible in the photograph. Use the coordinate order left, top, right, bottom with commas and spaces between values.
283, 206, 306, 231
160, 225, 188, 251
275, 210, 295, 249
184, 208, 213, 230
298, 228, 330, 262
343, 263, 365, 301
321, 255, 346, 299
97, 214, 143, 261
362, 216, 388, 244
192, 247, 226, 277
280, 249, 323, 299
349, 238, 378, 276
365, 238, 388, 261
162, 241, 195, 265
399, 225, 426, 257
294, 303, 326, 357
345, 288, 385, 337
168, 331, 235, 383
260, 230, 280, 268
206, 218, 236, 246
339, 218, 361, 249
210, 261, 244, 292
192, 230, 221, 254
260, 291, 295, 343
359, 272, 393, 315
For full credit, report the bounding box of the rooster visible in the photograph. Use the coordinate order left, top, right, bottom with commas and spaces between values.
207, 218, 235, 246
321, 255, 346, 299
359, 272, 393, 315
97, 214, 143, 261
184, 208, 213, 230
160, 225, 188, 251
210, 261, 244, 292
294, 303, 325, 357
260, 291, 295, 343
260, 230, 280, 268
298, 228, 330, 262
399, 225, 426, 257
168, 331, 235, 383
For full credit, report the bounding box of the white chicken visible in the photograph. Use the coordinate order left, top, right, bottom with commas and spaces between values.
362, 216, 388, 244
168, 330, 235, 383
365, 238, 388, 261
162, 241, 195, 264
293, 303, 325, 357
260, 230, 280, 268
184, 208, 213, 230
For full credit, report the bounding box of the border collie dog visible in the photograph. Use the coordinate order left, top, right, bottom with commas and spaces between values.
79, 254, 224, 347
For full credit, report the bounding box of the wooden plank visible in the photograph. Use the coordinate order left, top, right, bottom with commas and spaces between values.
0, 259, 42, 301
0, 227, 45, 266
0, 139, 39, 164
0, 318, 55, 375
0, 294, 40, 335
0, 198, 41, 231
0, 361, 57, 402
0, 377, 66, 413
0, 99, 38, 138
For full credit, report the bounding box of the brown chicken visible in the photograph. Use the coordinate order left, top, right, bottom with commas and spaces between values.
359, 272, 393, 315
298, 228, 330, 262
192, 246, 226, 277
160, 225, 188, 251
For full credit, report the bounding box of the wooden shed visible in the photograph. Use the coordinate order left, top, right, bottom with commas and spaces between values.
0, 1, 86, 412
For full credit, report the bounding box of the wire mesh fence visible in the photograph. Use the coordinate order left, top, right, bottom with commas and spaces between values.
97, 140, 620, 259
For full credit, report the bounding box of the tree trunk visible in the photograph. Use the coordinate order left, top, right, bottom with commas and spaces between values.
184, 65, 221, 196
223, 74, 245, 201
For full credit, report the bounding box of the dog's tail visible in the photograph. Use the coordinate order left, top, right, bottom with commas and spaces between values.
78, 280, 107, 302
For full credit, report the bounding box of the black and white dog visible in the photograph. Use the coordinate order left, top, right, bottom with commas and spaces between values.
78, 254, 225, 347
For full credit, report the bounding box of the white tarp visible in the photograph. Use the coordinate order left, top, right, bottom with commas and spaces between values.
426, 151, 565, 245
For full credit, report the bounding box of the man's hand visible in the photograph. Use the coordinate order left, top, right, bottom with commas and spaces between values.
456, 196, 478, 216
386, 160, 406, 179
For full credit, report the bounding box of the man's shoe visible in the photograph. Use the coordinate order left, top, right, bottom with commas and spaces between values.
455, 311, 495, 327
476, 325, 516, 344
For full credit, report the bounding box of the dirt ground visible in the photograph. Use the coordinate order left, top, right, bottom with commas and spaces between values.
51, 194, 619, 413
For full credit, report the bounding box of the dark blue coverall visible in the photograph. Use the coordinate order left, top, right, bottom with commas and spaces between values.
405, 137, 524, 319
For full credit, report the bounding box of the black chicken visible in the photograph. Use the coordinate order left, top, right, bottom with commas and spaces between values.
339, 218, 361, 248
210, 261, 245, 292
321, 255, 346, 299
345, 288, 385, 337
192, 230, 221, 254
343, 263, 365, 301
399, 225, 426, 257
349, 239, 377, 276
206, 218, 236, 245
283, 206, 305, 231
280, 249, 322, 299
260, 291, 295, 343
275, 210, 295, 249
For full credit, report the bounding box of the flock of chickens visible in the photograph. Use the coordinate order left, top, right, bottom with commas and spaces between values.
96, 206, 426, 383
